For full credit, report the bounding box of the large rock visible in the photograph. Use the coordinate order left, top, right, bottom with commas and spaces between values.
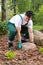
34, 30, 43, 46
22, 42, 37, 51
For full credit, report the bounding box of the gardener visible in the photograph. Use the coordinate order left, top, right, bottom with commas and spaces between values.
7, 11, 34, 50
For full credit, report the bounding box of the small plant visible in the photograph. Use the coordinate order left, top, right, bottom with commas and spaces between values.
39, 47, 43, 53
0, 22, 8, 35
5, 50, 16, 60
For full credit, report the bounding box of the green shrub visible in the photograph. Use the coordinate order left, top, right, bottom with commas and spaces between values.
0, 22, 8, 35
38, 5, 43, 25
33, 12, 39, 25
33, 5, 43, 25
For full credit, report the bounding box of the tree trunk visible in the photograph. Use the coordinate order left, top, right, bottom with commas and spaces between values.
12, 0, 16, 15
1, 0, 6, 21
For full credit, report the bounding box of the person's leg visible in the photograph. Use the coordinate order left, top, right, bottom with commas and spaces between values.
21, 25, 29, 43
7, 22, 17, 50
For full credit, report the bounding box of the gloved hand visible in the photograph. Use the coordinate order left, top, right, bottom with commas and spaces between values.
18, 41, 22, 49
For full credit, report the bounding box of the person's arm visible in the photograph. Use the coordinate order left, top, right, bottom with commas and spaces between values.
16, 27, 22, 49
28, 20, 34, 43
14, 15, 22, 42
16, 27, 21, 42
28, 28, 34, 43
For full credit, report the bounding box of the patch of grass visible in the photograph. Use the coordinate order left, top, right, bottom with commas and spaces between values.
33, 25, 43, 30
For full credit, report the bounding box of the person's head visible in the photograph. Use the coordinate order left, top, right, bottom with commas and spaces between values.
24, 11, 33, 22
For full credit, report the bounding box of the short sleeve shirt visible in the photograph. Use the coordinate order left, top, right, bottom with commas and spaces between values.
28, 20, 33, 29
9, 14, 33, 29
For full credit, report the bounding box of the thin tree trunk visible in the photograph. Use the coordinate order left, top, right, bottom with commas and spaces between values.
12, 0, 16, 15
1, 0, 6, 21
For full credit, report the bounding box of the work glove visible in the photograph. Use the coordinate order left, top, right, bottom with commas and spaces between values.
18, 41, 22, 49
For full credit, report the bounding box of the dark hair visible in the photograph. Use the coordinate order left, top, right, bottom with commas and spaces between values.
25, 11, 33, 18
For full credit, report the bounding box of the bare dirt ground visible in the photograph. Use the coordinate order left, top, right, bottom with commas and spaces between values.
0, 30, 43, 65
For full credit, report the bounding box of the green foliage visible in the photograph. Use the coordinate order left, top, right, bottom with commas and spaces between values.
33, 5, 43, 25
38, 5, 43, 25
16, 0, 43, 13
5, 50, 16, 60
0, 0, 43, 26
16, 0, 32, 13
39, 47, 43, 53
33, 25, 43, 30
39, 5, 43, 14
33, 12, 39, 25
0, 22, 8, 35
16, 0, 43, 25
37, 5, 43, 25
7, 10, 14, 19
7, 0, 13, 10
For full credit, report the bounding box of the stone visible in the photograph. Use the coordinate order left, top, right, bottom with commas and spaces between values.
34, 30, 43, 46
22, 42, 37, 51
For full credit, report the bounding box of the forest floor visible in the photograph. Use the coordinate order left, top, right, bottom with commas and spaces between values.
0, 30, 43, 65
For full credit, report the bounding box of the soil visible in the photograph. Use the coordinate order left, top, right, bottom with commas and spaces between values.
0, 30, 43, 65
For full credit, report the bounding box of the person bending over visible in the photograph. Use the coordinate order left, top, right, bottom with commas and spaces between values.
7, 11, 34, 50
